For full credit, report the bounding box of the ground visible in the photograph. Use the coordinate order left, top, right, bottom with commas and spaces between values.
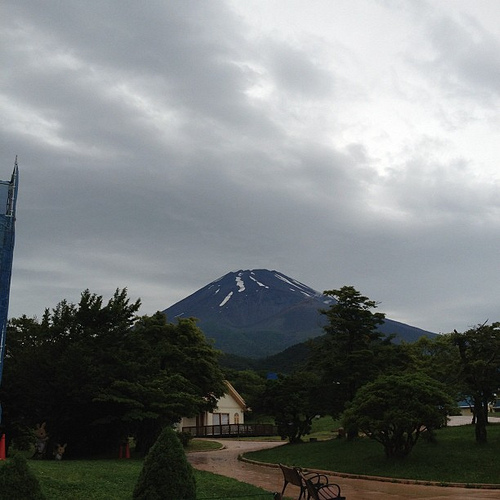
187, 417, 500, 499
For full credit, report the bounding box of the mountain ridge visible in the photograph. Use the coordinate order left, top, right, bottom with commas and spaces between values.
163, 269, 435, 358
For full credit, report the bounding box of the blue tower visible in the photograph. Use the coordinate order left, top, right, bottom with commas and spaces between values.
0, 158, 18, 423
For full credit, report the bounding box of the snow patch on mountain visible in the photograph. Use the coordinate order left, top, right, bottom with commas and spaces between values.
236, 275, 245, 292
219, 291, 233, 307
249, 274, 269, 288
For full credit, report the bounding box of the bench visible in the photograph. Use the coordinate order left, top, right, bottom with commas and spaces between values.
304, 476, 345, 500
278, 463, 329, 500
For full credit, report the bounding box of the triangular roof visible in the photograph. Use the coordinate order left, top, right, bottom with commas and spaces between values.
224, 380, 246, 410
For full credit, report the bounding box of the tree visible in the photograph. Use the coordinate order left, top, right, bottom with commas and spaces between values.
1, 291, 226, 457
133, 426, 196, 500
310, 286, 397, 425
343, 373, 454, 459
451, 322, 500, 443
95, 312, 226, 454
0, 454, 46, 500
257, 372, 321, 443
401, 334, 461, 387
223, 369, 267, 416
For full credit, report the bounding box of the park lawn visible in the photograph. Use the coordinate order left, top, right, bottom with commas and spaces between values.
245, 423, 500, 485
29, 459, 273, 500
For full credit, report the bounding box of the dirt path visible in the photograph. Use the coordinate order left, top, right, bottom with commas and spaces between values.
187, 438, 500, 500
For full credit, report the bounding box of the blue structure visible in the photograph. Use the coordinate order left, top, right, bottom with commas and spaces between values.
0, 158, 18, 423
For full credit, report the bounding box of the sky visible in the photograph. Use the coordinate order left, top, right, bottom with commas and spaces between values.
1, 0, 500, 335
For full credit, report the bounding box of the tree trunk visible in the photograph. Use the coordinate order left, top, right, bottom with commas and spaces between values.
474, 399, 488, 443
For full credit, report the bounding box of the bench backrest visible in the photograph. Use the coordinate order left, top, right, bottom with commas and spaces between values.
279, 463, 303, 487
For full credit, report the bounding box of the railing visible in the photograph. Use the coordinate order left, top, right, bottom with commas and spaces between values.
198, 494, 281, 499
182, 423, 278, 438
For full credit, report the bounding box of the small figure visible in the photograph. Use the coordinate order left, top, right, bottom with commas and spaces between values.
53, 443, 67, 460
32, 422, 49, 459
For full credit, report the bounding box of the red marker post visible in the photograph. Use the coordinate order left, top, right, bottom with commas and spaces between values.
0, 434, 6, 460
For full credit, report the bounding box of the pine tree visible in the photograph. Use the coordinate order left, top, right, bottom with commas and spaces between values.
133, 427, 196, 500
0, 454, 46, 500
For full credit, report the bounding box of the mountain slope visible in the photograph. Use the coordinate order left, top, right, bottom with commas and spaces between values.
163, 269, 435, 358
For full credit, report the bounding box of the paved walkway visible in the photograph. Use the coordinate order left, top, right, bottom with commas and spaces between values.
187, 418, 500, 500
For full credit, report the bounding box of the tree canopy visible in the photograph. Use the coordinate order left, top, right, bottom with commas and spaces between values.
343, 373, 454, 458
451, 322, 500, 443
256, 371, 322, 443
309, 286, 398, 420
1, 289, 225, 457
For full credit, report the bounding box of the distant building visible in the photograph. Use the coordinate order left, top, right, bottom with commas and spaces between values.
178, 380, 277, 438
178, 381, 246, 434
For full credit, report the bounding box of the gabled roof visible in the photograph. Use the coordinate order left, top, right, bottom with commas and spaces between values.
224, 380, 246, 410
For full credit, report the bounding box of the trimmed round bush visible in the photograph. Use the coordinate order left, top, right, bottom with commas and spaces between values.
133, 426, 196, 500
0, 454, 46, 500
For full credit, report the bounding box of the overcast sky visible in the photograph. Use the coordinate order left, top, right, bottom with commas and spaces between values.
2, 0, 500, 334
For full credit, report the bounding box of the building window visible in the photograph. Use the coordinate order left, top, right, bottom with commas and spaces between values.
234, 413, 240, 424
213, 413, 229, 425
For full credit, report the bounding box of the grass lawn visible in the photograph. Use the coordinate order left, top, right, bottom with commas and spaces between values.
245, 423, 500, 485
28, 459, 274, 499
186, 439, 224, 452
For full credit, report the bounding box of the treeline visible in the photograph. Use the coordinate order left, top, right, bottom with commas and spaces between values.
0, 289, 226, 458
1, 286, 499, 460
227, 286, 500, 458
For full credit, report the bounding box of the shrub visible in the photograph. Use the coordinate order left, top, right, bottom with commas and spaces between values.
343, 373, 454, 458
133, 426, 196, 500
176, 431, 193, 448
0, 454, 46, 500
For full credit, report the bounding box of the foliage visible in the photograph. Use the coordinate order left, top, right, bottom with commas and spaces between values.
309, 286, 400, 423
29, 459, 271, 500
451, 322, 500, 443
343, 373, 455, 458
223, 369, 267, 412
176, 431, 193, 448
401, 335, 462, 396
133, 426, 196, 500
0, 454, 46, 500
257, 371, 322, 442
1, 290, 226, 457
246, 419, 500, 484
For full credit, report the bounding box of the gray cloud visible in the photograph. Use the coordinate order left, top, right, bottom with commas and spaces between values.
1, 0, 500, 336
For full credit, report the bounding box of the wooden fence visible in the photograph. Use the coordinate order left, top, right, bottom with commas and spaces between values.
182, 423, 278, 438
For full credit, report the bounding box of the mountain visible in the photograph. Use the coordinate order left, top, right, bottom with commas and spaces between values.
163, 269, 435, 358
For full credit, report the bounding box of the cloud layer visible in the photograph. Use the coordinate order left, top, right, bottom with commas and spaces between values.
2, 0, 500, 334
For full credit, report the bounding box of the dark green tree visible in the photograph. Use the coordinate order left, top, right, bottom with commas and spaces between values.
0, 454, 46, 500
257, 372, 321, 443
401, 334, 463, 413
310, 286, 397, 426
343, 373, 454, 458
1, 291, 225, 457
95, 312, 226, 454
451, 322, 500, 443
133, 426, 196, 500
223, 369, 267, 416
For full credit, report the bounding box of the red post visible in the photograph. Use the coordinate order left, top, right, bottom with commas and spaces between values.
0, 434, 6, 460
125, 443, 130, 459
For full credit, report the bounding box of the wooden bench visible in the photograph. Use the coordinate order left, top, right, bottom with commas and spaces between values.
278, 463, 329, 500
304, 476, 345, 500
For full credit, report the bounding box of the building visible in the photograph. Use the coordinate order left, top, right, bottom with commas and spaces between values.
179, 381, 276, 437
0, 159, 18, 421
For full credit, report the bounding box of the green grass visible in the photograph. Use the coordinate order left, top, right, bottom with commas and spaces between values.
186, 439, 224, 452
26, 459, 274, 499
245, 423, 500, 485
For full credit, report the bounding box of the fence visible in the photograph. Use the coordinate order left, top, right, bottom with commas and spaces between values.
183, 423, 277, 438
198, 494, 281, 500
